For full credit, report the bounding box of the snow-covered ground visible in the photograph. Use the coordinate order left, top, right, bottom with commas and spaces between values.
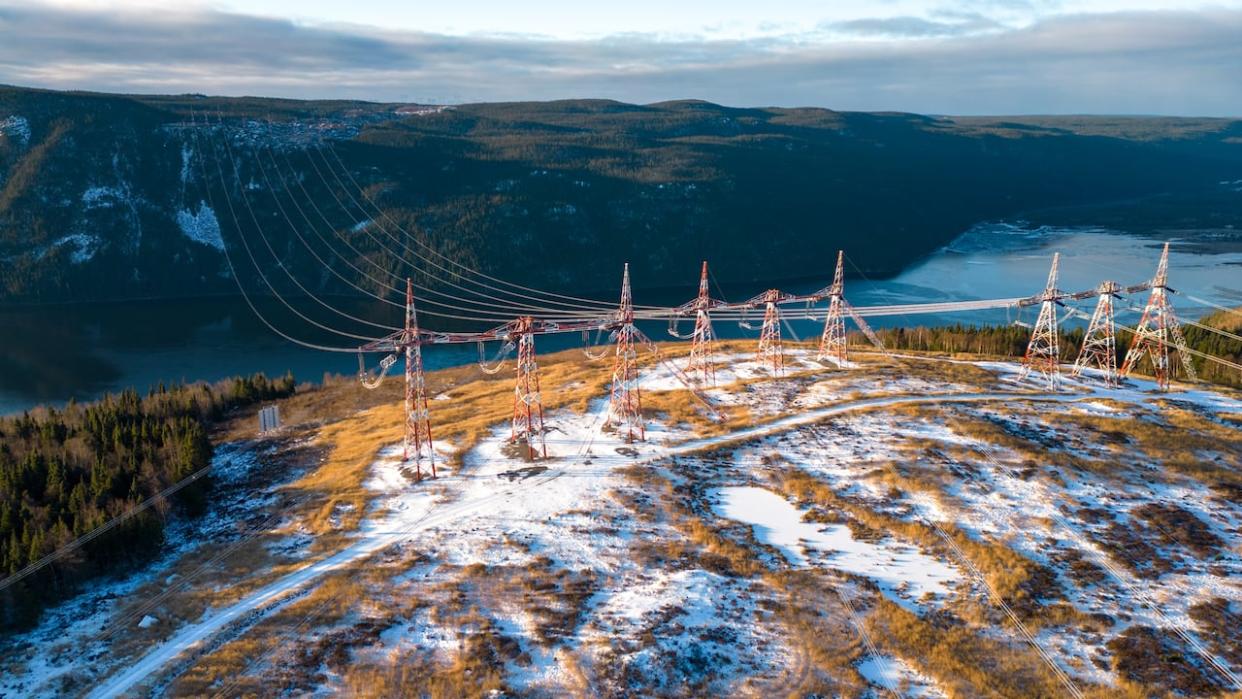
711, 485, 959, 610
857, 654, 947, 697
6, 354, 1241, 697
0, 441, 297, 697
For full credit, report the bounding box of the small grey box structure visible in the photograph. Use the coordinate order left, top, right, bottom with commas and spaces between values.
258, 405, 281, 434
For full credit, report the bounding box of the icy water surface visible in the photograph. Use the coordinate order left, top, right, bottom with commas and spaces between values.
2, 225, 1240, 414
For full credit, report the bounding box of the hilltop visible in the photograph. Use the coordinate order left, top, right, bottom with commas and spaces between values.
2, 344, 1240, 696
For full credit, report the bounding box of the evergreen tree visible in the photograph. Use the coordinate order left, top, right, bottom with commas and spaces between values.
0, 372, 295, 630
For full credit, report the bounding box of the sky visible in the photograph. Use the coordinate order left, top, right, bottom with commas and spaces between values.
1, 0, 1240, 115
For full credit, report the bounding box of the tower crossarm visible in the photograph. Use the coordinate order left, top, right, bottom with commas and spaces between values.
674, 296, 730, 314
739, 289, 799, 308
1016, 279, 1150, 307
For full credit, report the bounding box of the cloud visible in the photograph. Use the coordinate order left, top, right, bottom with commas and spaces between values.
826, 14, 1004, 38
0, 3, 1239, 115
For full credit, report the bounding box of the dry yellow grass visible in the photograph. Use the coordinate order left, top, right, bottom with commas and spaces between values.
640, 386, 752, 435
176, 336, 1216, 692
621, 466, 869, 695
622, 461, 1109, 696
285, 346, 620, 541
773, 467, 1074, 626
321, 555, 596, 698
248, 336, 996, 547
280, 337, 859, 543
169, 568, 375, 696
759, 570, 870, 697
867, 595, 1125, 699
1046, 403, 1242, 487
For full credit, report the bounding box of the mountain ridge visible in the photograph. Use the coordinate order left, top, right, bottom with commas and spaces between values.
2, 85, 1240, 305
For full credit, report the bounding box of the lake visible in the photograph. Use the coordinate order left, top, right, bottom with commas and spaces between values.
2, 224, 1239, 415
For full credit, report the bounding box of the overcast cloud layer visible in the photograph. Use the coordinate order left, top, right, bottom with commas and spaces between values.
0, 3, 1240, 115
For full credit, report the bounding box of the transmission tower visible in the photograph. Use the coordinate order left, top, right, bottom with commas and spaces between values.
1120, 242, 1196, 391
757, 289, 786, 375
402, 279, 436, 479
511, 316, 547, 459
1020, 253, 1062, 388
1072, 280, 1120, 386
608, 264, 645, 441
687, 261, 718, 386
818, 250, 848, 365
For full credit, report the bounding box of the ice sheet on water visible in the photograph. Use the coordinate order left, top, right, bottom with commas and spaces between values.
942, 222, 1067, 256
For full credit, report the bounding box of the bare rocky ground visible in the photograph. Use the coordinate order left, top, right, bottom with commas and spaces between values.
3, 351, 1241, 698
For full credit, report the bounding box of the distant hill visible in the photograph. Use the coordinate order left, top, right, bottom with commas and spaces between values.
2, 85, 1241, 305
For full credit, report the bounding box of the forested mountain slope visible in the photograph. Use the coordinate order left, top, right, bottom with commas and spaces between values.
2, 85, 1240, 304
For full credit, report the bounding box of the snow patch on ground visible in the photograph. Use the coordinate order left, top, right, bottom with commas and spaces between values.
362, 398, 689, 574
362, 606, 459, 664
639, 350, 824, 392
579, 569, 791, 690
857, 655, 946, 697
0, 443, 288, 698
350, 399, 796, 694
25, 354, 1242, 696
937, 433, 1242, 682
176, 201, 225, 250
712, 486, 959, 610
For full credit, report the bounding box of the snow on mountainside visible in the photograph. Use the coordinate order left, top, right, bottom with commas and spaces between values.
4, 85, 1242, 304
0, 115, 31, 145
2, 349, 1240, 697
175, 202, 225, 250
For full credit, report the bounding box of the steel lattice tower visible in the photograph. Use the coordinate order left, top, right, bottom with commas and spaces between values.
757, 289, 785, 376
818, 250, 848, 365
608, 264, 645, 441
1120, 243, 1196, 391
1072, 281, 1120, 385
687, 261, 718, 386
511, 316, 548, 459
402, 279, 436, 480
1020, 253, 1062, 388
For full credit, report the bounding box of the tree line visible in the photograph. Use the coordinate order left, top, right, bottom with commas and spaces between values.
0, 372, 294, 631
860, 315, 1241, 388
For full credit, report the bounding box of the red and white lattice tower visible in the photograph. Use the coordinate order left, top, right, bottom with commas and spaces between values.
1072, 281, 1120, 386
402, 279, 436, 480
817, 250, 848, 365
1020, 253, 1062, 388
608, 264, 645, 441
757, 289, 785, 376
511, 316, 548, 459
687, 261, 718, 386
1120, 242, 1196, 391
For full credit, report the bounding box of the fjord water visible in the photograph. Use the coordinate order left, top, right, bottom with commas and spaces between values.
2, 226, 1239, 415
